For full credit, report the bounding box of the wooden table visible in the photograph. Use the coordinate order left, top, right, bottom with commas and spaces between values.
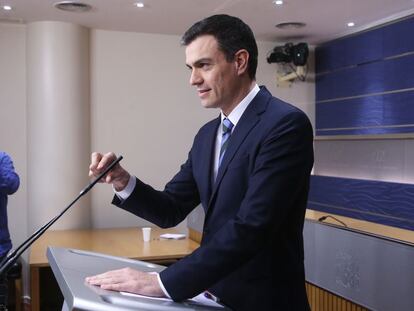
29, 227, 199, 311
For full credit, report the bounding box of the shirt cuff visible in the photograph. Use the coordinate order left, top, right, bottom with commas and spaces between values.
113, 175, 136, 201
151, 272, 171, 298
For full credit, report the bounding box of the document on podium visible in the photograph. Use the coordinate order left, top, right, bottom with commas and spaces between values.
121, 292, 224, 308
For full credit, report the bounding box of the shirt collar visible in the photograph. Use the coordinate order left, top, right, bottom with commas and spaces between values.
220, 84, 260, 128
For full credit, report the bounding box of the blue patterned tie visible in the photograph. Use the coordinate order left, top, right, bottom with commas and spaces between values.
219, 118, 234, 166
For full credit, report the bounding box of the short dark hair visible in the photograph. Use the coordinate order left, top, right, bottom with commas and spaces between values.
181, 14, 258, 80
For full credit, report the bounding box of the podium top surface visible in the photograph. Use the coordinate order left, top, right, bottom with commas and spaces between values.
47, 246, 231, 311
30, 227, 199, 266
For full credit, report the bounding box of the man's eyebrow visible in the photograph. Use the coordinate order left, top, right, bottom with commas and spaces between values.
186, 58, 212, 68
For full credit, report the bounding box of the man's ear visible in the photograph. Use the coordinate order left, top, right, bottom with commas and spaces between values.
234, 49, 249, 76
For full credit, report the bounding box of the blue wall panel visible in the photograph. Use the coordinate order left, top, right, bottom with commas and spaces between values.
315, 40, 347, 73
316, 54, 414, 101
315, 16, 414, 136
345, 30, 383, 66
316, 90, 414, 135
383, 17, 414, 57
308, 175, 414, 230
316, 29, 383, 73
316, 16, 414, 74
316, 94, 383, 129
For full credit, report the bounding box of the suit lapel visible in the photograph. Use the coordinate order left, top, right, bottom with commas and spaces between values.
200, 116, 220, 203
209, 87, 270, 207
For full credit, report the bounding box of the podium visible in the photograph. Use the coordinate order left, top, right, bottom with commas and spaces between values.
47, 247, 230, 311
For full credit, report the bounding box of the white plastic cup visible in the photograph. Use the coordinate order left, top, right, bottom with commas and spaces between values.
142, 227, 151, 242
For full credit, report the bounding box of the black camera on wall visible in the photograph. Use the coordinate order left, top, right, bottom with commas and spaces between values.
267, 42, 309, 66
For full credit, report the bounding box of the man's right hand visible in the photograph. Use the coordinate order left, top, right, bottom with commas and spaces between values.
89, 152, 131, 191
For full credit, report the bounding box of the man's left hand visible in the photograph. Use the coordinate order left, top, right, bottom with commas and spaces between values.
85, 267, 165, 297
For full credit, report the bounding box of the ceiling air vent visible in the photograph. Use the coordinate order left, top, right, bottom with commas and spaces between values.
275, 22, 306, 29
54, 1, 92, 12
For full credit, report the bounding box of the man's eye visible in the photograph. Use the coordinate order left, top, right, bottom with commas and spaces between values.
201, 63, 211, 69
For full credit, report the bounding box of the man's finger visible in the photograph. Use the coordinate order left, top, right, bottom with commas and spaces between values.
105, 173, 113, 183
90, 152, 103, 170
97, 152, 116, 170
86, 268, 123, 282
101, 283, 123, 291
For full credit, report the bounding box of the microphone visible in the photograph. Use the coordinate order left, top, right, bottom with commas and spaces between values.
0, 155, 123, 278
318, 215, 348, 227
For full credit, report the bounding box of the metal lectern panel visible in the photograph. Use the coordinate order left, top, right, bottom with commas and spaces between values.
304, 220, 414, 311
47, 247, 230, 311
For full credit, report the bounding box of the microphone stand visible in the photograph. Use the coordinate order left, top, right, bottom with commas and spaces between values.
0, 156, 123, 311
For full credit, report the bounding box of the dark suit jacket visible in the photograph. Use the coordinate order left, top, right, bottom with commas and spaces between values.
113, 86, 314, 310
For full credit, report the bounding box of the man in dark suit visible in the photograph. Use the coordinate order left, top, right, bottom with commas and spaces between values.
87, 14, 313, 310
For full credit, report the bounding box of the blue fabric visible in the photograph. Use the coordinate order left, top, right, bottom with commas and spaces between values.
308, 175, 414, 230
0, 152, 19, 257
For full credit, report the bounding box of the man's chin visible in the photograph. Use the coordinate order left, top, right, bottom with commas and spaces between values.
200, 101, 219, 109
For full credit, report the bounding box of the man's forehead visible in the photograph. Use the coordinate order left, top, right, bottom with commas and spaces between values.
185, 35, 221, 63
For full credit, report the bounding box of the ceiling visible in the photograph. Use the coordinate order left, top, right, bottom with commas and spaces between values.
1, 0, 414, 44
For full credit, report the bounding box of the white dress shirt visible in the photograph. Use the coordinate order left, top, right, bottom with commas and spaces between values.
213, 84, 260, 180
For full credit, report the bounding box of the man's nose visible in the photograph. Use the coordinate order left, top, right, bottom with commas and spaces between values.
189, 70, 202, 85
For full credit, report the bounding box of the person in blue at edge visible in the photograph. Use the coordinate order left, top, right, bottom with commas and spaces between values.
0, 152, 20, 263
0, 151, 20, 309
86, 14, 313, 311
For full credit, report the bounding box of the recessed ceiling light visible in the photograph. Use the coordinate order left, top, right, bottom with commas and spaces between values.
2, 5, 12, 11
347, 22, 355, 27
273, 0, 284, 5
135, 2, 145, 8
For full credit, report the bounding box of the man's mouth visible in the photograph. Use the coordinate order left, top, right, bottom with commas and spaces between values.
197, 89, 211, 97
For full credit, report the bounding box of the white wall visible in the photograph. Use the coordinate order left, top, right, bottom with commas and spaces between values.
0, 23, 27, 258
0, 22, 29, 299
89, 29, 315, 230
89, 30, 214, 229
